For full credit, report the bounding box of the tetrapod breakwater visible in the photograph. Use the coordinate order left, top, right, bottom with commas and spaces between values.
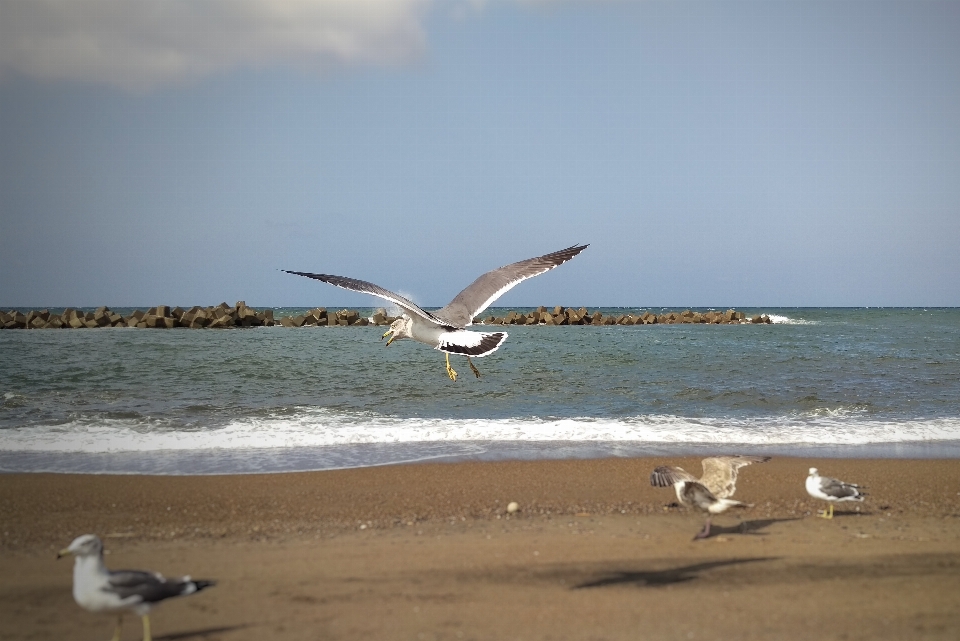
1, 303, 771, 330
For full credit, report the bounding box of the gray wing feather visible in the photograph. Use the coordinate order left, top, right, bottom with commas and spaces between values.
106, 570, 183, 603
819, 476, 864, 500
283, 272, 444, 326
106, 570, 214, 604
650, 466, 697, 487
433, 245, 588, 328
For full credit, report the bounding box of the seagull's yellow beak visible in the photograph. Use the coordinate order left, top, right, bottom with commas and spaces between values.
57, 548, 71, 560
382, 329, 397, 346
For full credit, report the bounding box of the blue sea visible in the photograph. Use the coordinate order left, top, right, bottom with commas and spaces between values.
2, 307, 959, 474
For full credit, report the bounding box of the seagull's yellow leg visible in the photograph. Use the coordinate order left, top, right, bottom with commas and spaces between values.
111, 616, 122, 641
827, 504, 834, 519
467, 356, 481, 379
445, 353, 458, 381
142, 614, 151, 641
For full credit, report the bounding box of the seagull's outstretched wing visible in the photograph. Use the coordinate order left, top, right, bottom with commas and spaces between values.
433, 244, 589, 328
699, 455, 771, 499
283, 272, 444, 326
650, 466, 698, 488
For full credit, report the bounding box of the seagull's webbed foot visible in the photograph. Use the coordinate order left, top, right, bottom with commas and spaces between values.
816, 504, 835, 519
468, 356, 481, 379
445, 353, 458, 382
693, 517, 712, 540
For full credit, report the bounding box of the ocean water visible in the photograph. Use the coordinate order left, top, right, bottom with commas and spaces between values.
2, 307, 959, 474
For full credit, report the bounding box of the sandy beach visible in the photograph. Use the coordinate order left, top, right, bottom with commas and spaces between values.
3, 457, 960, 640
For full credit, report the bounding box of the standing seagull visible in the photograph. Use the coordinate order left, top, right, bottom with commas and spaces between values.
58, 534, 215, 641
650, 456, 769, 540
285, 244, 588, 381
806, 467, 865, 519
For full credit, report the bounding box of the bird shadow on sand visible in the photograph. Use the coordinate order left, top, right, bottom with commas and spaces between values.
704, 516, 803, 538
573, 557, 779, 590
817, 510, 873, 518
154, 624, 250, 640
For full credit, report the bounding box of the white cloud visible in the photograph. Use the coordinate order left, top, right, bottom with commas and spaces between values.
0, 0, 431, 90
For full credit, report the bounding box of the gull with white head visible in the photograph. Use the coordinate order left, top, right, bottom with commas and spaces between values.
285, 244, 588, 381
806, 467, 866, 518
58, 534, 215, 641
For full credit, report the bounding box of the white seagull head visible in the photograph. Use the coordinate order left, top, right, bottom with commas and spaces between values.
58, 534, 103, 559
382, 316, 412, 346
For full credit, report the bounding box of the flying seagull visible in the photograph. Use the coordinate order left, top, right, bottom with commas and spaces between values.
650, 455, 771, 501
285, 244, 588, 381
58, 534, 215, 641
805, 467, 865, 519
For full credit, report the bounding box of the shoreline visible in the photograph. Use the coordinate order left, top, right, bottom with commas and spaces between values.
4, 441, 960, 476
4, 457, 960, 639
6, 457, 960, 547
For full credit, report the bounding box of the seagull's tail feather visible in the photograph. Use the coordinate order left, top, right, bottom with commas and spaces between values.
715, 498, 752, 512
180, 578, 217, 596
436, 331, 508, 357
192, 579, 217, 592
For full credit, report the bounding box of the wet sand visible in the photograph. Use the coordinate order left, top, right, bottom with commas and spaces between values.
3, 457, 960, 640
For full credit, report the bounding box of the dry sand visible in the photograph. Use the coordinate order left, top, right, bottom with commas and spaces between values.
2, 457, 960, 640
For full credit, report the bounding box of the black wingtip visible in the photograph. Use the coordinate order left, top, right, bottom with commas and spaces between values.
283, 270, 326, 280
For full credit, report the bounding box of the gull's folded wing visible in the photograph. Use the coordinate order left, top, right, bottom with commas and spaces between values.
819, 476, 863, 499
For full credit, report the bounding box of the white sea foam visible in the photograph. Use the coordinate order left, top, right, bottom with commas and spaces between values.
767, 314, 818, 325
2, 409, 958, 453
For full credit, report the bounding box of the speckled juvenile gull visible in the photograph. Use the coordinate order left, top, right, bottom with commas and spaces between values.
805, 467, 866, 519
650, 455, 769, 540
285, 244, 588, 381
676, 481, 753, 540
58, 534, 215, 641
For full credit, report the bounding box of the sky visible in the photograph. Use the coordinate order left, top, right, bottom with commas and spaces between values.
1, 0, 958, 309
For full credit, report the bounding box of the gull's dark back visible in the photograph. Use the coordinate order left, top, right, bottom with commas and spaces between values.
107, 570, 216, 604
819, 475, 865, 500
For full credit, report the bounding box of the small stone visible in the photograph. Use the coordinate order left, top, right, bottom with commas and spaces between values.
506, 502, 519, 514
